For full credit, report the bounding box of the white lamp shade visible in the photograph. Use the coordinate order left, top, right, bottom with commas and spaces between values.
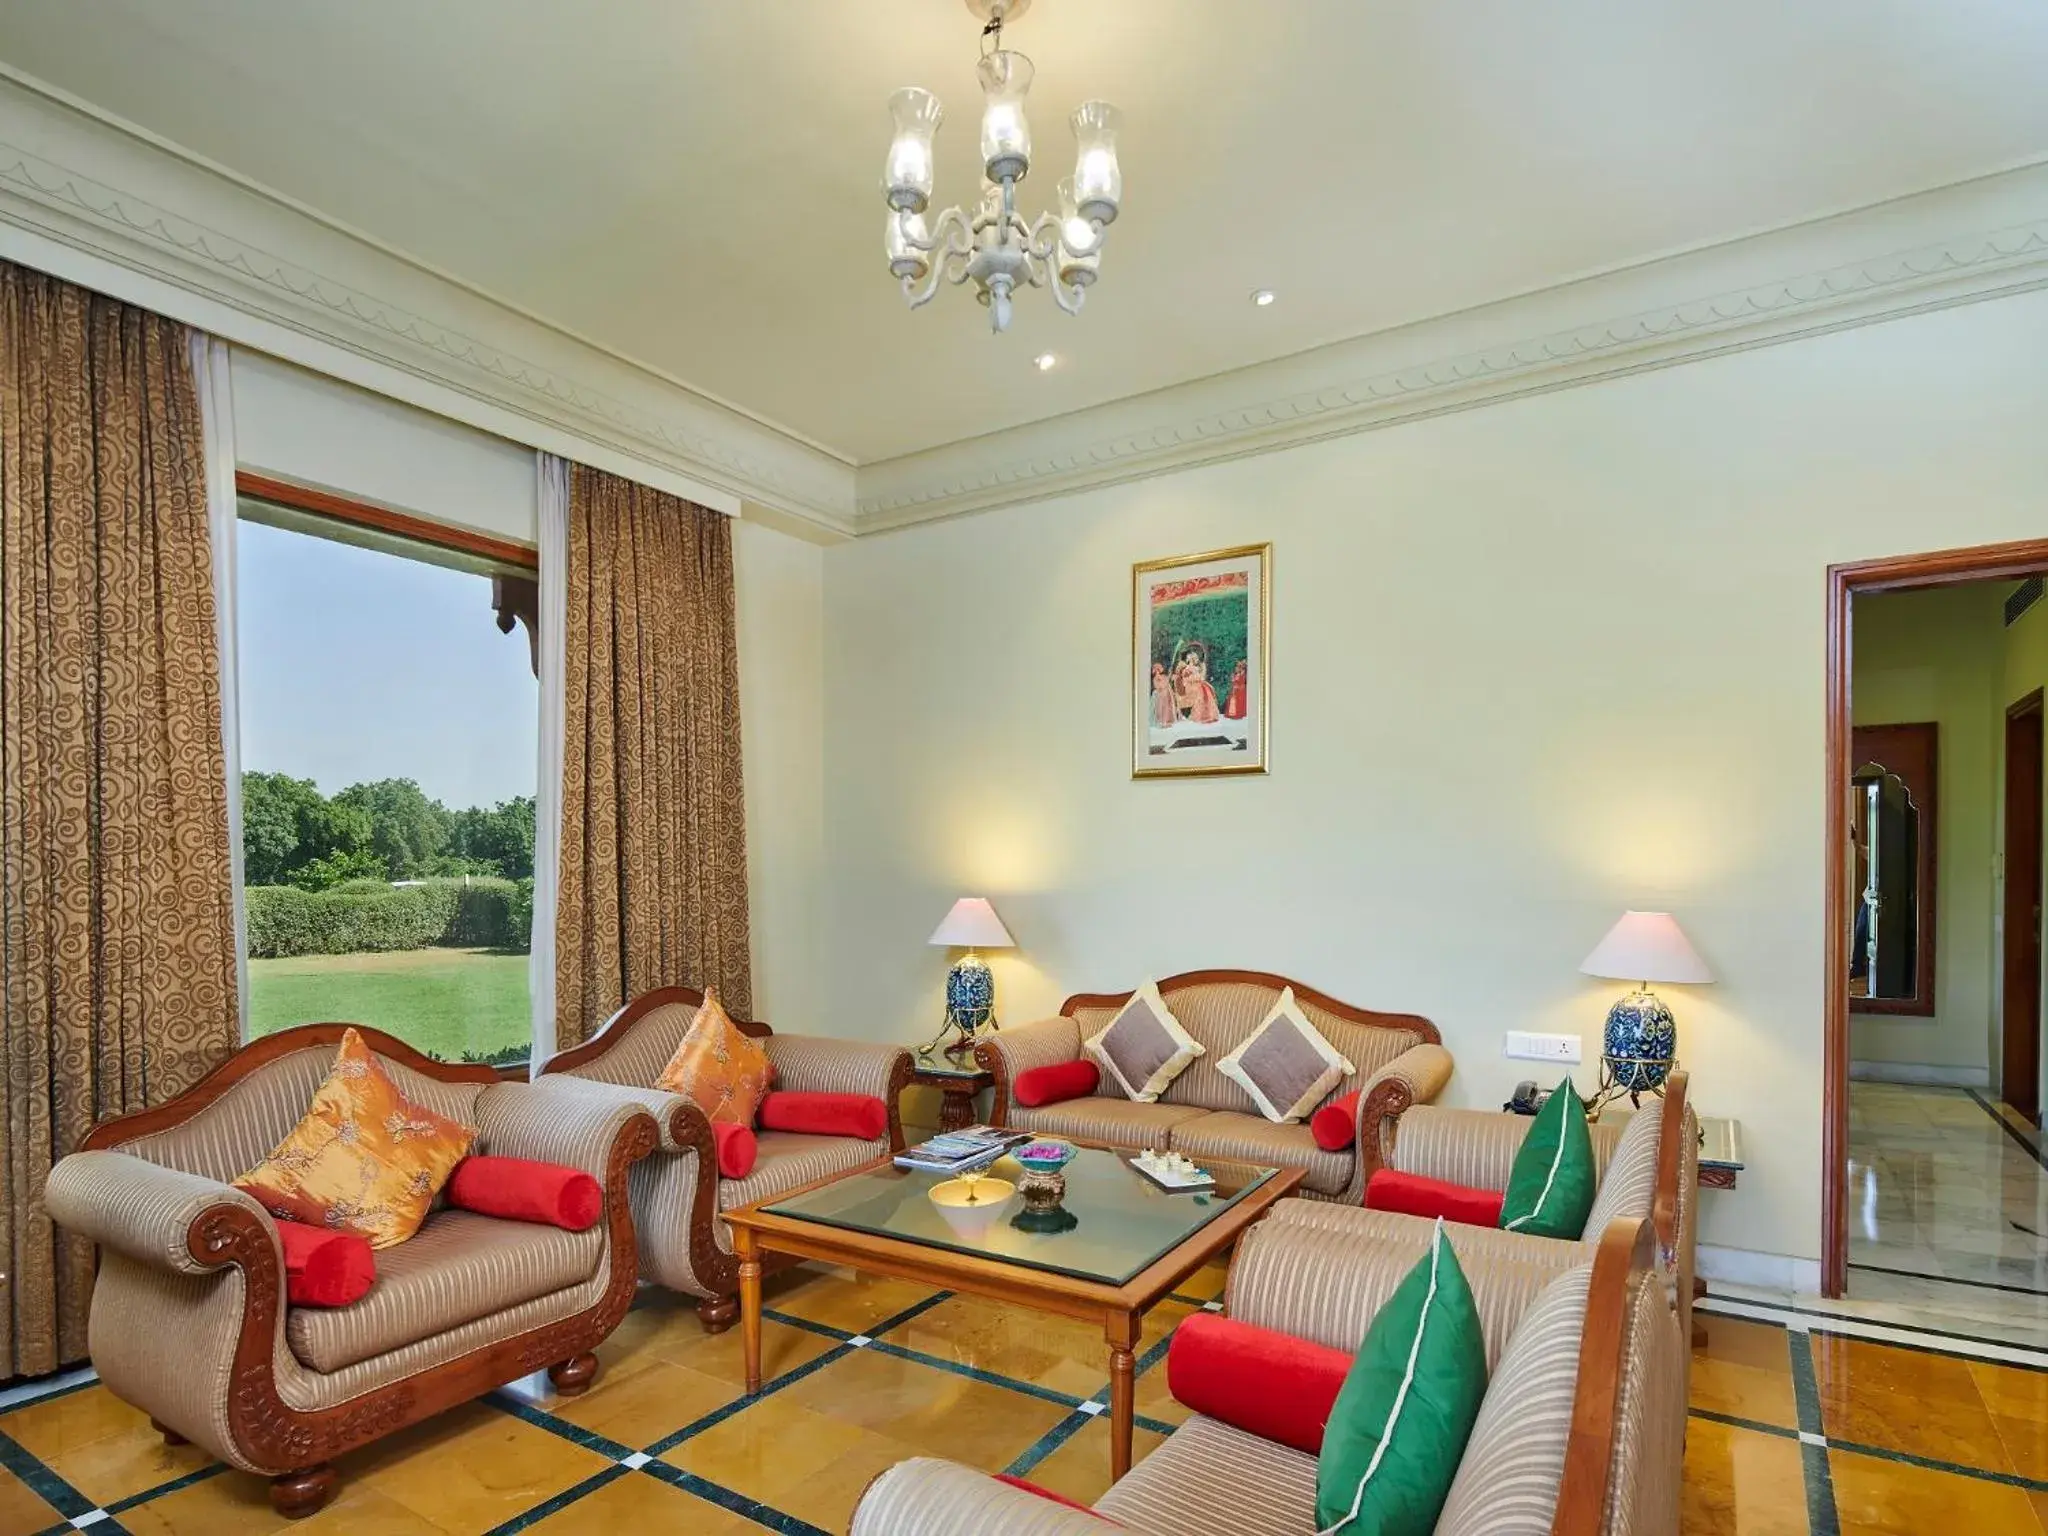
929, 897, 1015, 950
1579, 911, 1712, 985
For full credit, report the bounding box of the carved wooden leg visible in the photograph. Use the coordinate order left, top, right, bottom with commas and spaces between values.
1106, 1312, 1138, 1482
150, 1417, 187, 1447
697, 1293, 739, 1334
270, 1465, 336, 1519
548, 1353, 600, 1396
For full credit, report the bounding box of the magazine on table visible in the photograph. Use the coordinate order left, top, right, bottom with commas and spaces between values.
892, 1125, 1033, 1175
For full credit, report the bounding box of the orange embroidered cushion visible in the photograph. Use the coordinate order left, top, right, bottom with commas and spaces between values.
654, 989, 774, 1127
234, 1028, 477, 1250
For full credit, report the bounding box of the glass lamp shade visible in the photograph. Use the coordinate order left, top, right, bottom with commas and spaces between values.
884, 209, 931, 280
884, 87, 943, 212
977, 50, 1034, 183
1069, 101, 1122, 224
1056, 177, 1100, 287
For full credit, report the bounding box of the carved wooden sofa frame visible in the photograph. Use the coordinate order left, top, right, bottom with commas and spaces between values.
46, 1025, 658, 1518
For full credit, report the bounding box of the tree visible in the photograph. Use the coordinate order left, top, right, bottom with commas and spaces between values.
333, 778, 449, 881
241, 772, 374, 886
448, 796, 536, 880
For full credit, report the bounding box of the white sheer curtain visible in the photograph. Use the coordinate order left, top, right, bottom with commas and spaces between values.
530, 453, 570, 1071
189, 331, 248, 1036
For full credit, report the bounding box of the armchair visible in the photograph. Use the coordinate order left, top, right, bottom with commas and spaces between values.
850, 1214, 1683, 1534
43, 1025, 657, 1519
976, 970, 1453, 1200
540, 986, 914, 1330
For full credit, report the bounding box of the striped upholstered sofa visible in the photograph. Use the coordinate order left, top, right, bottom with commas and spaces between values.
1342, 1073, 1700, 1356
975, 970, 1453, 1203
538, 986, 913, 1331
850, 1211, 1685, 1534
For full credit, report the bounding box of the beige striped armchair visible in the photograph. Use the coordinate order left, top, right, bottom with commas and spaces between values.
42, 1025, 658, 1519
538, 986, 914, 1331
975, 970, 1454, 1203
849, 1213, 1684, 1535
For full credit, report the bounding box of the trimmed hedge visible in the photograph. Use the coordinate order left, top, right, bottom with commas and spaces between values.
246, 877, 532, 958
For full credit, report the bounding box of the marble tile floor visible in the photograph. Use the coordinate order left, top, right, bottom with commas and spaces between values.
7, 1256, 2048, 1533
1845, 1081, 2048, 1339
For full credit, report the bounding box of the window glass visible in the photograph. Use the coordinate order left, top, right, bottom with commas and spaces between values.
235, 503, 538, 1068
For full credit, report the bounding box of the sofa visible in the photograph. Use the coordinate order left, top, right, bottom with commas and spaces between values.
43, 1024, 657, 1518
1343, 1072, 1699, 1356
538, 985, 914, 1330
850, 1211, 1684, 1534
976, 970, 1453, 1202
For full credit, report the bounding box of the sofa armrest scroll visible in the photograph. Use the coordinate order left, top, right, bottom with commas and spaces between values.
973, 1016, 1084, 1127
1353, 1041, 1456, 1182
44, 1151, 277, 1278
851, 1458, 1113, 1535
474, 1081, 662, 1182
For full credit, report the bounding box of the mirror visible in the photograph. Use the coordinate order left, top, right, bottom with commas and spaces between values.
1848, 722, 1937, 1016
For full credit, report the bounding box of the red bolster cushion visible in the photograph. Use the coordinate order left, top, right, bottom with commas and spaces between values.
1364, 1167, 1506, 1228
1166, 1313, 1352, 1457
446, 1155, 603, 1231
1310, 1088, 1361, 1151
756, 1091, 888, 1141
711, 1122, 758, 1179
274, 1218, 376, 1308
1013, 1059, 1100, 1108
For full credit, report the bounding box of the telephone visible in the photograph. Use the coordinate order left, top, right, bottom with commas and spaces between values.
1505, 1080, 1550, 1116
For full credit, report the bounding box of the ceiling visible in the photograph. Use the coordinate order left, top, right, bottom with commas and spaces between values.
3, 1, 2047, 466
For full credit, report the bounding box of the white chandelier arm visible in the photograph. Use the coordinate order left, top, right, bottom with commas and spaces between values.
1047, 271, 1088, 315
898, 205, 977, 310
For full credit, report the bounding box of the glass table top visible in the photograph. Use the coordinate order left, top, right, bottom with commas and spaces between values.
910, 1046, 989, 1080
762, 1146, 1279, 1286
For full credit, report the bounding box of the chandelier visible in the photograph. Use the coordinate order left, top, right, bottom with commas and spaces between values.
881, 0, 1123, 334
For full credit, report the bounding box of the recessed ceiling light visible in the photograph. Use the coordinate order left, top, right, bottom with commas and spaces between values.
1251, 289, 1276, 307
1034, 352, 1058, 371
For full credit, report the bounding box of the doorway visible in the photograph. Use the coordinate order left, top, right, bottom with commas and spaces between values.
2004, 688, 2044, 1126
1825, 538, 2048, 1298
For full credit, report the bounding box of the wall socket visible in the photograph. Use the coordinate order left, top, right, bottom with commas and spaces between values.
1504, 1031, 1583, 1064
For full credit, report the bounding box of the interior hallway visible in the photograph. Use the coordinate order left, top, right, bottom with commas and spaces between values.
1846, 1081, 2048, 1344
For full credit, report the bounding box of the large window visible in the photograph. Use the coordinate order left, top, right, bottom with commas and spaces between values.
235, 490, 539, 1066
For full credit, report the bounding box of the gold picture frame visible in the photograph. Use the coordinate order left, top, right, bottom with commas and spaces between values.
1131, 543, 1271, 778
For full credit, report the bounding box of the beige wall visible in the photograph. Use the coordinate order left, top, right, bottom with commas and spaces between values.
734, 519, 827, 1031
819, 286, 2048, 1265
1848, 584, 2004, 1080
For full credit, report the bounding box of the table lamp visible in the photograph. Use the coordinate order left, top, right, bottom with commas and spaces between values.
927, 897, 1015, 1057
1579, 910, 1712, 1109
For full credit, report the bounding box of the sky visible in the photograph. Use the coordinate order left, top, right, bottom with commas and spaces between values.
236, 519, 539, 810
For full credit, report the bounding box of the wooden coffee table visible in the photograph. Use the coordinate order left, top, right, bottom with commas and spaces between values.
724, 1146, 1304, 1479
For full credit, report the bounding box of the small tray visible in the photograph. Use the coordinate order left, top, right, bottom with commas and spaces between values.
1126, 1156, 1216, 1194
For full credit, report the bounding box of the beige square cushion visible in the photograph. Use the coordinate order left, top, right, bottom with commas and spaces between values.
1214, 987, 1355, 1122
1084, 981, 1204, 1102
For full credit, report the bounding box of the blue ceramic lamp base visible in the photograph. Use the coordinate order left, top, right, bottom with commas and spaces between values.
927, 951, 998, 1058
1592, 987, 1678, 1111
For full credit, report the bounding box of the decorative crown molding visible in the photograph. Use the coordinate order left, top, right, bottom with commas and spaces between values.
855, 166, 2048, 531
0, 74, 857, 534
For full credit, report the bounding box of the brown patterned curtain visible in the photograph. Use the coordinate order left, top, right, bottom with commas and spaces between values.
0, 264, 238, 1378
554, 464, 752, 1048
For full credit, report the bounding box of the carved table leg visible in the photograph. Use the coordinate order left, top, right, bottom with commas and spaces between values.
150, 1417, 187, 1447
1106, 1313, 1139, 1482
697, 1293, 739, 1334
548, 1353, 600, 1396
270, 1465, 336, 1519
738, 1227, 764, 1395
938, 1087, 976, 1134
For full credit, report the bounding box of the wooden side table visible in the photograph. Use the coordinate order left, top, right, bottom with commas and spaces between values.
908, 1047, 993, 1133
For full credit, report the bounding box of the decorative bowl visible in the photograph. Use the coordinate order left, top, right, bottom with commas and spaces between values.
1012, 1140, 1077, 1174
927, 1176, 1016, 1238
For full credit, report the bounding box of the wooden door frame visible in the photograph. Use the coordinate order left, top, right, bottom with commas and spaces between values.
1825, 537, 2048, 1297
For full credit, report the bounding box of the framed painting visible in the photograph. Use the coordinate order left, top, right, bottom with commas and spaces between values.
1132, 543, 1270, 778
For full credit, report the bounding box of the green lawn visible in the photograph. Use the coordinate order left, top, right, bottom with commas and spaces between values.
248, 947, 531, 1063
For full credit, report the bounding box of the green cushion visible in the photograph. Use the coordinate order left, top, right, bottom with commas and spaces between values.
1498, 1077, 1597, 1239
1315, 1219, 1488, 1534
